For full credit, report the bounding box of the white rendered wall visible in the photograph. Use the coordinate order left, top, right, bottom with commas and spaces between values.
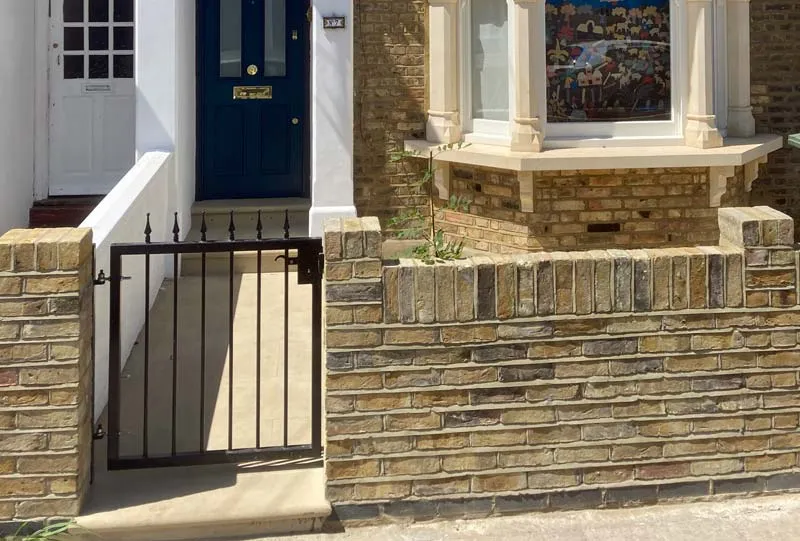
135, 0, 195, 237
0, 1, 35, 233
309, 0, 357, 236
81, 152, 174, 420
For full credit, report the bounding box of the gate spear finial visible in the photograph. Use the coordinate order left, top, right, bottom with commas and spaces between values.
228, 211, 236, 241
200, 212, 208, 242
172, 212, 180, 243
144, 213, 152, 244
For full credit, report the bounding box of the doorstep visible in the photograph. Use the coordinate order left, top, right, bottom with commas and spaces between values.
182, 199, 312, 275
75, 464, 330, 541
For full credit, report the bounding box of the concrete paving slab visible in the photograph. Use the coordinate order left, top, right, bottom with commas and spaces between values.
118, 271, 315, 459
267, 493, 800, 541
77, 465, 329, 541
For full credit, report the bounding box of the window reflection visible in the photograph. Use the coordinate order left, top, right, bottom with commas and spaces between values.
220, 0, 242, 78
545, 0, 672, 123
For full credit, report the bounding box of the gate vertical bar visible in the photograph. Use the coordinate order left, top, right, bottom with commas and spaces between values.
200, 212, 208, 449
256, 211, 263, 449
107, 246, 122, 466
311, 249, 323, 455
282, 213, 290, 447
143, 214, 152, 457
228, 212, 235, 450
143, 251, 151, 457
171, 214, 180, 455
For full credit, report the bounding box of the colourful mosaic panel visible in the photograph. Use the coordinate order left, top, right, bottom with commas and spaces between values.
545, 0, 671, 123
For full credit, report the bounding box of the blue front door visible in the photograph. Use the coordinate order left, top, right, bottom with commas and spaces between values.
198, 0, 309, 200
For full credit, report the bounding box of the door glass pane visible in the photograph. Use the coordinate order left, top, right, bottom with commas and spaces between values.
64, 55, 85, 79
89, 55, 109, 78
89, 27, 109, 51
220, 0, 242, 78
264, 0, 286, 77
114, 54, 134, 78
545, 0, 672, 122
471, 0, 509, 121
89, 0, 109, 22
64, 27, 84, 51
113, 0, 134, 22
64, 0, 84, 22
114, 27, 134, 50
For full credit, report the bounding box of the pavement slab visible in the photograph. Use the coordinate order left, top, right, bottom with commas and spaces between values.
267, 493, 800, 541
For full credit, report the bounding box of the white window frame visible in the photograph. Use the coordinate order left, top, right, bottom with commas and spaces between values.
460, 0, 516, 145
543, 0, 686, 144
456, 0, 732, 148
712, 0, 728, 138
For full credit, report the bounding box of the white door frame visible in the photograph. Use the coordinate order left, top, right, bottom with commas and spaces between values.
33, 0, 50, 201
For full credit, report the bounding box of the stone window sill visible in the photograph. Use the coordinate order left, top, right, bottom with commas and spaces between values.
404, 134, 784, 172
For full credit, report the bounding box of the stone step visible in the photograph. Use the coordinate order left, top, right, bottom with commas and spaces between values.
189, 199, 310, 241
75, 465, 329, 541
28, 196, 104, 228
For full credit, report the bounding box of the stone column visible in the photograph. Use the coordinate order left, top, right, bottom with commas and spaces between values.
511, 0, 544, 152
726, 0, 756, 137
427, 0, 462, 144
685, 0, 723, 148
0, 228, 94, 524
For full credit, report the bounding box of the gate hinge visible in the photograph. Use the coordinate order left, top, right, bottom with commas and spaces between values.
94, 270, 132, 286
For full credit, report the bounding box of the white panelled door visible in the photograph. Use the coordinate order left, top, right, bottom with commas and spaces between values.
49, 0, 135, 196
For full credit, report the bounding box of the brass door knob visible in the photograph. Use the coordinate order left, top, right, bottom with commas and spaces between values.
291, 118, 300, 125
247, 64, 258, 76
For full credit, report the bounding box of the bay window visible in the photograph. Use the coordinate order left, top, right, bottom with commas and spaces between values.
425, 0, 759, 151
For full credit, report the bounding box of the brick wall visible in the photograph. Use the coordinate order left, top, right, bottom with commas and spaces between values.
750, 0, 800, 234
323, 208, 800, 523
353, 0, 428, 228
438, 165, 746, 253
0, 229, 93, 527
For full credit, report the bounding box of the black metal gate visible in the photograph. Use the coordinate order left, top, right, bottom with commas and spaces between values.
100, 212, 323, 470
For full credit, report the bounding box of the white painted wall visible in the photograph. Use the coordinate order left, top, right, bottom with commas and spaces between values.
0, 0, 36, 233
135, 0, 195, 237
309, 0, 357, 236
81, 151, 174, 420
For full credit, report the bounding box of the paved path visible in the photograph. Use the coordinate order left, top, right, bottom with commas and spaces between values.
270, 494, 800, 541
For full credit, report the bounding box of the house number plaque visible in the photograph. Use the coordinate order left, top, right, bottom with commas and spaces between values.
233, 86, 273, 100
322, 16, 346, 29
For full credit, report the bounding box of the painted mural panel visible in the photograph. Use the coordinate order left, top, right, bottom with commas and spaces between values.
545, 0, 671, 123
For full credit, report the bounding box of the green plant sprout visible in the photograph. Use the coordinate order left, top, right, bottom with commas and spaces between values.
388, 143, 471, 264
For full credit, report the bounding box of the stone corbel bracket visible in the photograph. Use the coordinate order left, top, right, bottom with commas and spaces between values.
710, 157, 769, 207
710, 166, 736, 208
434, 160, 451, 201
744, 155, 769, 192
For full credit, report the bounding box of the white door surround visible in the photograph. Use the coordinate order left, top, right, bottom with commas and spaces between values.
134, 0, 356, 238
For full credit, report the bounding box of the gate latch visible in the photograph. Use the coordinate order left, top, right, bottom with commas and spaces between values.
94, 270, 132, 286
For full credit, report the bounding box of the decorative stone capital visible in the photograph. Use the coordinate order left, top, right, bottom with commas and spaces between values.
728, 107, 756, 138
685, 114, 723, 149
510, 117, 543, 153
426, 111, 462, 145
